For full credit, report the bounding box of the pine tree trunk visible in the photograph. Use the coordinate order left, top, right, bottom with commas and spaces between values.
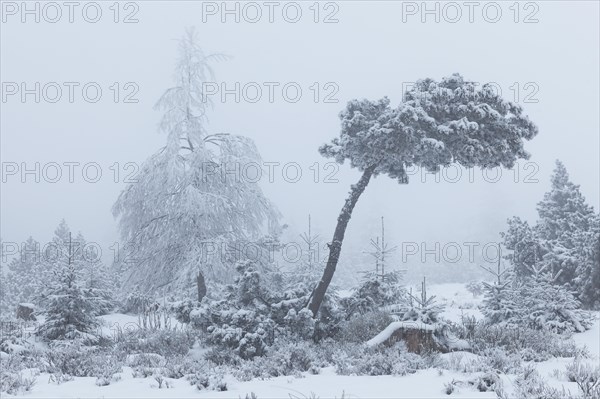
308, 164, 376, 316
197, 271, 206, 302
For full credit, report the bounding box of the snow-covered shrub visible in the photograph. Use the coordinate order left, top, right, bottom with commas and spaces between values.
171, 299, 197, 324
47, 372, 74, 385
152, 373, 174, 389
482, 273, 593, 334
444, 380, 456, 395
115, 328, 194, 357
336, 310, 393, 343
0, 350, 39, 395
478, 347, 522, 374
0, 334, 31, 356
340, 271, 404, 317
43, 342, 123, 378
465, 281, 484, 297
95, 372, 120, 387
312, 292, 345, 342
205, 320, 273, 359
191, 261, 320, 359
203, 346, 240, 366
474, 372, 501, 392
121, 290, 157, 314
470, 321, 578, 361
283, 308, 316, 340
565, 359, 600, 398
232, 339, 319, 381
516, 276, 593, 333
131, 366, 155, 378
333, 342, 435, 376
125, 352, 165, 368
508, 364, 576, 399
0, 370, 35, 395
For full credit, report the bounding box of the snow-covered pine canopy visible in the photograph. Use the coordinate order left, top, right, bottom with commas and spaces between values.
319, 74, 539, 181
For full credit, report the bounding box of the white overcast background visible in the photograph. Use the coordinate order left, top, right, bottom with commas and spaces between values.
1, 1, 599, 277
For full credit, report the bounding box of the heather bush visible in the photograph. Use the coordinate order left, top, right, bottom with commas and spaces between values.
232, 339, 320, 381
448, 319, 579, 361
115, 328, 195, 357
336, 310, 393, 343
0, 369, 36, 395
43, 341, 122, 378
565, 358, 600, 398
333, 342, 436, 376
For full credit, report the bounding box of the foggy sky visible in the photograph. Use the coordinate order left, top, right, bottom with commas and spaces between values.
1, 1, 599, 282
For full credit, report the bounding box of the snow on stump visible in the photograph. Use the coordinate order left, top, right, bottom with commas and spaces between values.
16, 303, 36, 321
366, 321, 470, 354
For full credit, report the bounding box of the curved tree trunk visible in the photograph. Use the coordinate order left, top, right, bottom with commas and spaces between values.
308, 164, 377, 316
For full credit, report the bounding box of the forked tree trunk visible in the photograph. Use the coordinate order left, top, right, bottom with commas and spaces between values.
308, 164, 377, 316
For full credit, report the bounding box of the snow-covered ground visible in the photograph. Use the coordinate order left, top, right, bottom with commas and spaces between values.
9, 366, 500, 399
5, 283, 599, 399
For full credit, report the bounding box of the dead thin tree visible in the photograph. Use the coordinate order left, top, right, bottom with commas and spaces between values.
480, 243, 509, 286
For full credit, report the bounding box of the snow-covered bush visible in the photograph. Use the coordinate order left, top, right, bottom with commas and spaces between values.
283, 308, 316, 340
43, 341, 122, 378
474, 372, 502, 393
0, 334, 31, 356
516, 276, 593, 333
465, 281, 484, 297
185, 367, 227, 391
506, 364, 577, 399
449, 319, 580, 362
566, 358, 600, 398
333, 341, 437, 376
0, 369, 35, 395
477, 347, 522, 374
125, 352, 165, 368
161, 355, 203, 379
191, 261, 320, 359
336, 310, 393, 343
482, 273, 593, 334
171, 299, 197, 324
131, 366, 154, 378
341, 271, 404, 317
232, 339, 318, 381
115, 328, 194, 357
207, 323, 272, 359
121, 290, 157, 314
203, 346, 240, 366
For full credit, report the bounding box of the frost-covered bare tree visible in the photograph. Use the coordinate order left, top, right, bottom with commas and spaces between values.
113, 29, 281, 294
308, 74, 539, 316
